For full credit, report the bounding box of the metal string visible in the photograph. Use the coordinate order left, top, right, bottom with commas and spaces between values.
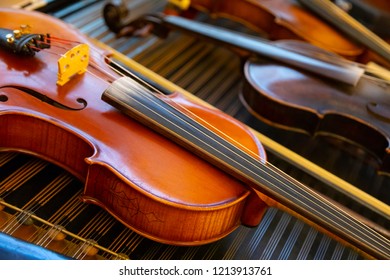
24, 36, 390, 258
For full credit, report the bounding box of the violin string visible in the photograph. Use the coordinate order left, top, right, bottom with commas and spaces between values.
84, 43, 270, 163
83, 53, 390, 255
86, 42, 390, 253
37, 39, 386, 215
39, 33, 390, 87
273, 40, 390, 84
33, 40, 71, 52
96, 64, 384, 245
95, 50, 265, 154
34, 39, 119, 84
34, 39, 318, 236
37, 37, 390, 255
44, 29, 390, 85
47, 36, 80, 45
112, 77, 390, 255
41, 36, 140, 85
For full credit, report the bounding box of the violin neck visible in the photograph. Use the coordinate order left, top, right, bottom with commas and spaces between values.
102, 76, 390, 259
298, 0, 390, 64
156, 14, 364, 86
328, 0, 390, 38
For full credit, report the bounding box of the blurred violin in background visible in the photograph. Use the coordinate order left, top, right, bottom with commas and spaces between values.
160, 0, 390, 68
298, 0, 390, 69
163, 0, 363, 60
103, 7, 390, 175
1, 8, 389, 259
329, 0, 390, 38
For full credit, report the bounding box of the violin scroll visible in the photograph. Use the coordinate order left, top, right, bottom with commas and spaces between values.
103, 6, 170, 39
103, 1, 169, 38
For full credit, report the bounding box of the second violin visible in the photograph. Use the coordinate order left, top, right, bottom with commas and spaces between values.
107, 12, 390, 175
162, 0, 365, 60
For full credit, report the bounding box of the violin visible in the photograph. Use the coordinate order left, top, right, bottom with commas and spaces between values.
298, 0, 390, 68
330, 0, 390, 38
161, 0, 368, 59
0, 8, 389, 259
109, 13, 390, 174
165, 0, 390, 68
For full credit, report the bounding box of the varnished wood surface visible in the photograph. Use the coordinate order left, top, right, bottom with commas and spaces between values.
0, 0, 389, 259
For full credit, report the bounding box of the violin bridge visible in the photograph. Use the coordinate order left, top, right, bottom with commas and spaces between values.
57, 44, 89, 86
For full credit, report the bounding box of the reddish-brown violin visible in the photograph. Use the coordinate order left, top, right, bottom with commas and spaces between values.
0, 8, 389, 259
0, 8, 266, 246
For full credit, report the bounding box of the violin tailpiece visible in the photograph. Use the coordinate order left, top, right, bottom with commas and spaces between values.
0, 27, 50, 56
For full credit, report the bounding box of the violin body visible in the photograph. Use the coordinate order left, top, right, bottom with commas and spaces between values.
171, 0, 364, 60
0, 8, 267, 245
334, 0, 390, 38
241, 46, 390, 174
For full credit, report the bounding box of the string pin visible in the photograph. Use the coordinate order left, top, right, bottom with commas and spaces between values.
5, 34, 14, 44
13, 29, 21, 39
